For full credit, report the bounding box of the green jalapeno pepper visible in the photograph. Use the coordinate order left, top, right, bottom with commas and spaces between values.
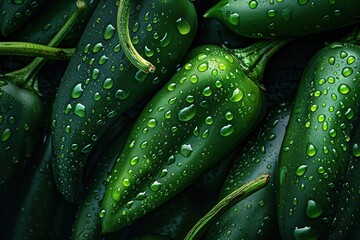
327, 121, 360, 239
204, 0, 360, 39
51, 0, 198, 203
277, 29, 360, 240
205, 101, 292, 240
99, 38, 289, 233
0, 1, 84, 197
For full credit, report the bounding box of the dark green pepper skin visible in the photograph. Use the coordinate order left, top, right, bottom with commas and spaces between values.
121, 186, 214, 240
0, 79, 44, 197
205, 101, 292, 240
327, 123, 360, 239
277, 37, 360, 239
51, 0, 198, 203
71, 116, 131, 240
99, 40, 284, 232
0, 0, 48, 37
204, 0, 360, 39
8, 0, 100, 47
0, 135, 57, 240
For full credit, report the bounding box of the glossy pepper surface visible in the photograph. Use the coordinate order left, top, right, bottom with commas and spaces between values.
277, 29, 360, 239
51, 0, 198, 203
99, 39, 288, 233
205, 101, 292, 240
204, 0, 360, 39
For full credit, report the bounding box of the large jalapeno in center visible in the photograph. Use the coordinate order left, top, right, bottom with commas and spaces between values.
277, 30, 360, 239
51, 0, 198, 203
99, 40, 288, 233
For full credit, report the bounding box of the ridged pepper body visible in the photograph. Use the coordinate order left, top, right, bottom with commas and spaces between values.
0, 79, 44, 197
204, 0, 360, 38
277, 38, 360, 239
51, 0, 198, 203
100, 43, 269, 232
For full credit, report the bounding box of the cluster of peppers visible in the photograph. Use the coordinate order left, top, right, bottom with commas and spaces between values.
0, 0, 360, 239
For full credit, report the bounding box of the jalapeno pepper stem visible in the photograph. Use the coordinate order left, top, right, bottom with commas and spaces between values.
184, 174, 271, 240
0, 42, 74, 60
227, 39, 292, 84
117, 0, 156, 73
1, 0, 86, 95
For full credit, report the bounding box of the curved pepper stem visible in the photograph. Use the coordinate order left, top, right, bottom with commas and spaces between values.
184, 174, 271, 240
117, 0, 156, 73
1, 0, 86, 95
0, 42, 74, 60
227, 39, 292, 84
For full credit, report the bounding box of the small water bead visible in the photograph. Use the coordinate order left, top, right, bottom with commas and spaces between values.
317, 166, 325, 174
164, 110, 172, 119
82, 144, 92, 153
122, 178, 131, 187
113, 44, 121, 53
98, 55, 109, 65
248, 0, 258, 9
160, 32, 172, 48
293, 226, 321, 240
176, 17, 191, 35
115, 90, 130, 100
317, 114, 325, 123
322, 122, 328, 131
92, 43, 103, 53
150, 181, 161, 191
92, 68, 100, 80
147, 118, 157, 128
342, 67, 353, 77
296, 165, 308, 176
297, 0, 310, 5
267, 9, 277, 17
144, 46, 154, 57
347, 56, 355, 65
226, 11, 240, 25
345, 108, 354, 120
352, 143, 360, 157
306, 200, 324, 219
310, 105, 318, 112
225, 112, 233, 121
202, 86, 212, 97
306, 143, 317, 157
132, 36, 140, 45
329, 129, 337, 138
181, 144, 193, 158
230, 88, 244, 102
103, 78, 114, 90
103, 24, 115, 40
1, 129, 11, 142
99, 210, 106, 218
197, 63, 208, 72
202, 129, 209, 139
74, 103, 86, 118
185, 95, 195, 103
178, 104, 197, 122
205, 116, 214, 125
314, 91, 322, 97
328, 57, 335, 65
215, 80, 222, 88
220, 124, 235, 137
218, 63, 227, 70
146, 24, 153, 32
112, 188, 121, 201
184, 63, 192, 71
132, 22, 140, 32
190, 75, 198, 83
327, 77, 335, 84
167, 83, 176, 92
338, 84, 350, 95
65, 125, 71, 133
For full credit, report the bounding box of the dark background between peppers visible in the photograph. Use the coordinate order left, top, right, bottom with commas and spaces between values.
0, 0, 358, 239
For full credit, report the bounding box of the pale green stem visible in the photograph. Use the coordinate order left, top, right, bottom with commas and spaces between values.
0, 42, 74, 60
117, 0, 155, 73
2, 0, 86, 94
184, 174, 271, 240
